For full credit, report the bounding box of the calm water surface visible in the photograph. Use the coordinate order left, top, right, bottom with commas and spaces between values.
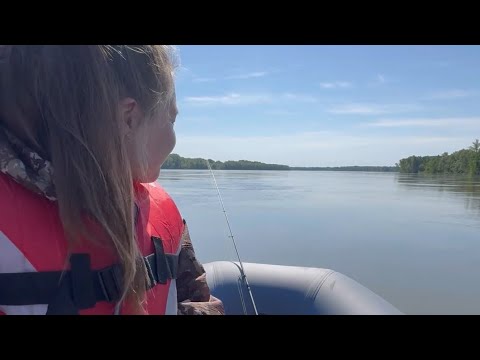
158, 170, 480, 315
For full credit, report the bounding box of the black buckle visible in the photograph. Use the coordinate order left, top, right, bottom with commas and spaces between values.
151, 236, 170, 284
97, 265, 122, 302
144, 257, 157, 289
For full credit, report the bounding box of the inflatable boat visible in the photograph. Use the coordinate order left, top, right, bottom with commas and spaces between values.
204, 261, 403, 315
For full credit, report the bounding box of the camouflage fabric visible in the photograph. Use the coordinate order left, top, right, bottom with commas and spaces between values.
0, 127, 56, 201
0, 124, 225, 315
177, 220, 225, 315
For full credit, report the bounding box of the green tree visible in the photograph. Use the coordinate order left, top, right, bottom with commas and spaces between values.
469, 139, 480, 153
397, 139, 480, 175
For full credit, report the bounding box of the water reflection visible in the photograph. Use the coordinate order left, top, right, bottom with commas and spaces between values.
395, 173, 480, 216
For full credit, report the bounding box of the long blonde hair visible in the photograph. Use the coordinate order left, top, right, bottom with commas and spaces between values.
0, 45, 178, 311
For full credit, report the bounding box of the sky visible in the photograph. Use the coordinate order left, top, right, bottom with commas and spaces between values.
172, 45, 480, 167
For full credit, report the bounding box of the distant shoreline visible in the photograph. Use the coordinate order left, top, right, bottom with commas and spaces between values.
161, 154, 398, 172
164, 139, 480, 175
289, 166, 398, 172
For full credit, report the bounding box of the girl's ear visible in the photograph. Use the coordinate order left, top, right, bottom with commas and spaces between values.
119, 97, 143, 136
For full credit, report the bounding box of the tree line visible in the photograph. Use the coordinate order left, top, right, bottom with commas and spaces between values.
162, 154, 397, 172
397, 139, 480, 175
163, 139, 480, 175
162, 154, 290, 170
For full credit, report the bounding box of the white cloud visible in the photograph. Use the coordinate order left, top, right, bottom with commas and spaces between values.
225, 71, 268, 80
328, 103, 420, 115
367, 74, 389, 87
183, 92, 318, 106
173, 132, 473, 167
191, 70, 272, 82
365, 117, 480, 128
320, 81, 352, 89
174, 66, 194, 82
426, 89, 476, 100
184, 93, 273, 106
320, 83, 335, 89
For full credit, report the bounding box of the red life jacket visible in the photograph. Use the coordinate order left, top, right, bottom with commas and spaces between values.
0, 172, 184, 315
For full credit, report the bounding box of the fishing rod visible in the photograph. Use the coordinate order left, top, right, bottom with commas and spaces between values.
205, 159, 259, 315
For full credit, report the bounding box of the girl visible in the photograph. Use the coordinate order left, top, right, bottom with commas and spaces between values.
0, 45, 224, 315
